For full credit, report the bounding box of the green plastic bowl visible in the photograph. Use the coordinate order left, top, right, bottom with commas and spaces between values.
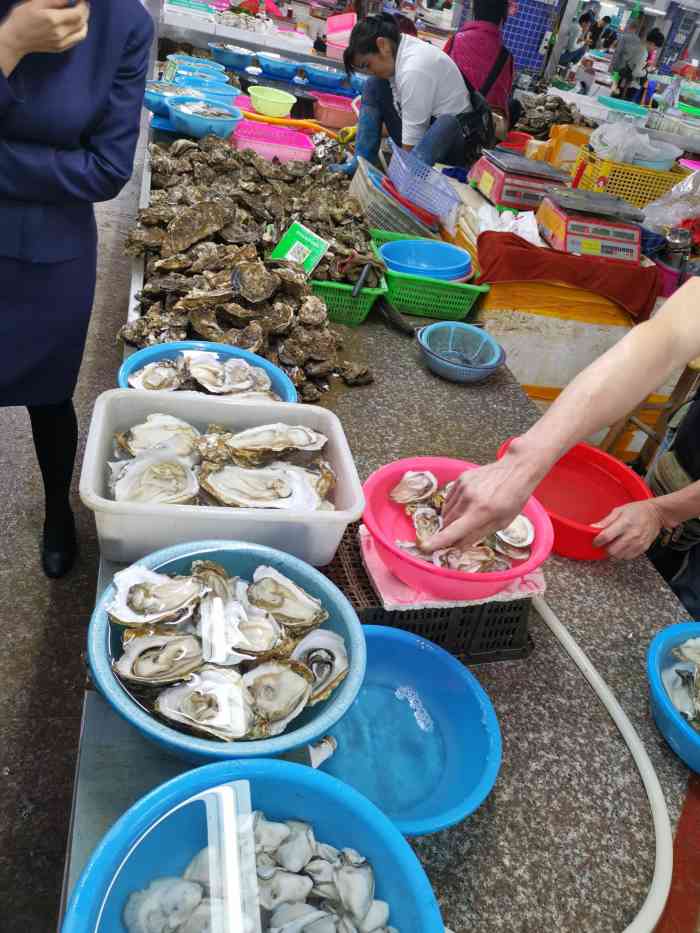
249, 85, 297, 117
597, 95, 648, 118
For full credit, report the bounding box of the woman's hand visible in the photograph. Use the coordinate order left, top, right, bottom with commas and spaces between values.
0, 0, 89, 77
592, 499, 668, 559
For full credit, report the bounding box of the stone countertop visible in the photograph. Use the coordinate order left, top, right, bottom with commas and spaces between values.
319, 317, 689, 932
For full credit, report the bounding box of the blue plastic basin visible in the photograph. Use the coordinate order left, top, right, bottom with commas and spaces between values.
144, 82, 206, 117
417, 322, 506, 384
322, 626, 502, 835
168, 99, 242, 140
208, 41, 254, 70
175, 66, 231, 85
304, 63, 345, 89
167, 53, 226, 72
174, 74, 232, 91
118, 341, 298, 402
61, 759, 444, 933
257, 53, 300, 81
379, 240, 472, 279
647, 622, 700, 773
88, 541, 367, 763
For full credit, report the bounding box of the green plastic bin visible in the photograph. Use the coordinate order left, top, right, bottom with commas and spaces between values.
311, 276, 388, 327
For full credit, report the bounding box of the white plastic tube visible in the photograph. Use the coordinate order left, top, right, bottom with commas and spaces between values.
533, 596, 673, 933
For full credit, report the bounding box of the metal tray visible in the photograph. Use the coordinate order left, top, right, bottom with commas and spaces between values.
483, 148, 570, 181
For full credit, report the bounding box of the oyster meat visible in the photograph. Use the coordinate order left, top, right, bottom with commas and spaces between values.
199, 462, 321, 511
108, 566, 206, 627
115, 413, 200, 460
109, 450, 199, 505
156, 665, 254, 741
291, 630, 348, 705
124, 878, 203, 933
242, 660, 314, 737
127, 360, 183, 392
225, 423, 327, 466
113, 633, 203, 685
389, 470, 438, 504
247, 566, 329, 631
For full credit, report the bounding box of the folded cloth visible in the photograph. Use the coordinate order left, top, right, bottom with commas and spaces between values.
359, 525, 546, 611
475, 231, 662, 321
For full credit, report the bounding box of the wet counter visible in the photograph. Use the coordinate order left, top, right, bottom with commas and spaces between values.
61, 317, 690, 932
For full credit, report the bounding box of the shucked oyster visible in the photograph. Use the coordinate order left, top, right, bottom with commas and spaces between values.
225, 423, 327, 466
113, 633, 203, 685
199, 592, 289, 666
291, 630, 348, 705
389, 470, 438, 504
199, 463, 321, 510
156, 665, 254, 741
127, 361, 183, 392
123, 878, 203, 933
115, 414, 200, 461
247, 566, 329, 632
108, 566, 207, 628
242, 660, 314, 737
109, 450, 199, 505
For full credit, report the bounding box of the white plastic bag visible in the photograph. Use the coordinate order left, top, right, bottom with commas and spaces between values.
476, 204, 545, 247
644, 170, 700, 232
589, 122, 682, 164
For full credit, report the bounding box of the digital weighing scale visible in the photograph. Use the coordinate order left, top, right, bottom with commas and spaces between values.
468, 149, 569, 211
536, 189, 643, 263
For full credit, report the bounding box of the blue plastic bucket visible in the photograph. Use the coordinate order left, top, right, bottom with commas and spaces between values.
61, 759, 444, 933
322, 625, 502, 835
118, 341, 298, 402
168, 100, 242, 140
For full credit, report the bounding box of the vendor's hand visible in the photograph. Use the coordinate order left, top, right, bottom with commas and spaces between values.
0, 0, 89, 75
592, 499, 667, 559
423, 454, 540, 552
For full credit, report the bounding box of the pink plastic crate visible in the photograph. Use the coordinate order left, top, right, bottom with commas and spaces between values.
311, 91, 357, 128
232, 120, 314, 162
327, 11, 355, 41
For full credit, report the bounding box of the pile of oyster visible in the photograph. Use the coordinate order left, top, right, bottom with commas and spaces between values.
514, 94, 597, 140
110, 560, 349, 742
109, 415, 336, 511
125, 816, 398, 933
121, 136, 375, 401
390, 469, 535, 573
663, 637, 700, 733
128, 349, 281, 402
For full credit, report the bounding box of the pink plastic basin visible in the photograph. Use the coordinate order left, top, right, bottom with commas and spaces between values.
233, 120, 315, 162
362, 457, 554, 601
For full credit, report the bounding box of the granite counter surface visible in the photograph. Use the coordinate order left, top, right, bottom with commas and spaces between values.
319, 317, 689, 932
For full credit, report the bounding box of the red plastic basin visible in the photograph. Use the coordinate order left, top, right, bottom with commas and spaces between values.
497, 440, 653, 561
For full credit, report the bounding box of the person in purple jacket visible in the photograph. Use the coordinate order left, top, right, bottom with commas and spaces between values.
0, 0, 154, 577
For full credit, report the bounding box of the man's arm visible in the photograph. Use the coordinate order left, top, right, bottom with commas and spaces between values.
427, 277, 700, 550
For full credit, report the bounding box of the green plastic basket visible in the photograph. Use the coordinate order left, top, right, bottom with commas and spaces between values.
370, 229, 489, 320
310, 276, 388, 326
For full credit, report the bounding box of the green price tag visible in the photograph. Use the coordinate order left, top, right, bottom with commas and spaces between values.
270, 222, 330, 275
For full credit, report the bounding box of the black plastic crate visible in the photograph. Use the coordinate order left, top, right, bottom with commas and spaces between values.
321, 524, 534, 664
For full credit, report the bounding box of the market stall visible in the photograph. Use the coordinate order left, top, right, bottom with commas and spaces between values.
52, 2, 700, 932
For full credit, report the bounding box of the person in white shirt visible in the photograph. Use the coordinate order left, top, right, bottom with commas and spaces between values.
330, 14, 473, 175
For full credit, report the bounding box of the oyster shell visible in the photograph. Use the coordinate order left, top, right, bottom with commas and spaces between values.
156, 665, 254, 741
232, 260, 281, 303
291, 630, 348, 705
183, 351, 255, 395
243, 660, 314, 737
127, 361, 183, 392
389, 470, 438, 505
225, 423, 327, 466
115, 414, 200, 460
411, 506, 442, 547
199, 590, 288, 666
108, 566, 206, 628
298, 296, 328, 328
113, 633, 203, 685
496, 515, 535, 549
247, 566, 329, 631
199, 463, 321, 511
109, 450, 199, 505
161, 202, 228, 257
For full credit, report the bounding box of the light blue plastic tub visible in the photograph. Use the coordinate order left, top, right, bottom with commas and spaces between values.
647, 622, 700, 773
323, 626, 502, 835
167, 54, 226, 72
417, 322, 506, 384
174, 74, 232, 92
257, 53, 300, 81
175, 66, 231, 85
379, 239, 472, 280
304, 63, 345, 89
118, 341, 298, 402
61, 759, 444, 933
168, 99, 242, 140
208, 41, 254, 70
144, 82, 206, 117
88, 541, 367, 762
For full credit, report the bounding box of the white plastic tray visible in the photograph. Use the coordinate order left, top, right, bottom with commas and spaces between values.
80, 390, 365, 565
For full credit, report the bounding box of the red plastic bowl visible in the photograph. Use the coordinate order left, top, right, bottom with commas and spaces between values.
362, 456, 554, 601
497, 440, 653, 561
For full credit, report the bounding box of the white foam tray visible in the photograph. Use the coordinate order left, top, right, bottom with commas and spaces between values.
80, 390, 365, 565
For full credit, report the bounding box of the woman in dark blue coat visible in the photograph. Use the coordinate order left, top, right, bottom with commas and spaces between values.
0, 0, 153, 576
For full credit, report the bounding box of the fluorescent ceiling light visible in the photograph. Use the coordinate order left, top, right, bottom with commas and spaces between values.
643, 5, 664, 11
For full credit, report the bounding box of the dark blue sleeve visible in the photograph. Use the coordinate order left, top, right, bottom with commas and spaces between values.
0, 72, 18, 118
0, 14, 154, 203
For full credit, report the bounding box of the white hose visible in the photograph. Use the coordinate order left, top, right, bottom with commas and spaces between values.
533, 596, 673, 933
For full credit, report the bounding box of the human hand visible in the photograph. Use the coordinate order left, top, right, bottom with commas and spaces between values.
0, 0, 89, 72
592, 499, 667, 559
423, 449, 542, 552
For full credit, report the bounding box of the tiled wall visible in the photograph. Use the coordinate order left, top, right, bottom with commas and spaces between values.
458, 0, 559, 74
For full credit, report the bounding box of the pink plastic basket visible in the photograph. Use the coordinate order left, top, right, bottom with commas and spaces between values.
362, 456, 553, 600
327, 11, 356, 40
311, 91, 357, 128
232, 120, 314, 162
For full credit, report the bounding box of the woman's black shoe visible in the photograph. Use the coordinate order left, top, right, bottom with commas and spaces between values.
42, 512, 78, 579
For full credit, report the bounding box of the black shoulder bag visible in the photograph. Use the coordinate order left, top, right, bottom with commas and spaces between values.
456, 45, 512, 165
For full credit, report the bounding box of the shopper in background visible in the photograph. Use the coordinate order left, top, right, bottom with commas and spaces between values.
558, 12, 593, 70
444, 0, 516, 130
600, 17, 618, 49
0, 0, 154, 577
423, 277, 700, 616
587, 13, 609, 49
331, 14, 474, 174
614, 25, 664, 100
